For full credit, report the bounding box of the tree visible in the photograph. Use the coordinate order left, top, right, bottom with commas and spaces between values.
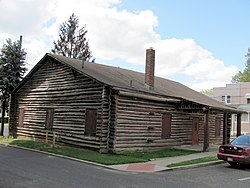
200, 89, 213, 95
0, 38, 27, 136
52, 13, 95, 62
232, 48, 250, 83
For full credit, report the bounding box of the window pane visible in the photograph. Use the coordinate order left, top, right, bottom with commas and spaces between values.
231, 136, 250, 146
247, 98, 250, 104
241, 113, 248, 122
227, 96, 231, 103
221, 96, 225, 103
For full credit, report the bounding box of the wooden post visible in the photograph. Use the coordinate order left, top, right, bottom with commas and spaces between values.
223, 113, 228, 144
45, 130, 48, 144
236, 114, 241, 137
203, 109, 209, 152
53, 132, 56, 147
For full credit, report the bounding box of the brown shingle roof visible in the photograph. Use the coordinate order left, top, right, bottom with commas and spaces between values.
48, 53, 240, 113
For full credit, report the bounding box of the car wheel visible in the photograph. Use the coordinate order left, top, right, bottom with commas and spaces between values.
228, 162, 240, 167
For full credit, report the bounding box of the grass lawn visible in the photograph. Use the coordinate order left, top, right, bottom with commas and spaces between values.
0, 138, 199, 165
0, 136, 13, 143
167, 156, 218, 168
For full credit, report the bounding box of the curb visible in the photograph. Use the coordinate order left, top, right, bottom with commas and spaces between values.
1, 143, 223, 173
5, 144, 115, 171
168, 160, 225, 171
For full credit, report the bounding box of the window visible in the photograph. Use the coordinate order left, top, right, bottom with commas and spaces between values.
45, 108, 54, 130
234, 114, 237, 122
161, 113, 172, 138
241, 113, 250, 123
247, 98, 250, 104
85, 109, 97, 136
221, 95, 231, 104
221, 96, 225, 103
18, 108, 25, 127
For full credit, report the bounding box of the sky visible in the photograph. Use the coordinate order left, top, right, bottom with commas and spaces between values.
0, 0, 249, 91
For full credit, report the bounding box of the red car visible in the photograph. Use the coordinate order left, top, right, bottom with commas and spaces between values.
217, 135, 250, 167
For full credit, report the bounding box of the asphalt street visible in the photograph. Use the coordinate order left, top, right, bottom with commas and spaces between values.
0, 145, 250, 188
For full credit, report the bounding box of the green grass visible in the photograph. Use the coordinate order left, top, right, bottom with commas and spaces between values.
0, 136, 13, 143
9, 140, 148, 165
167, 156, 218, 168
1, 139, 199, 165
123, 148, 199, 160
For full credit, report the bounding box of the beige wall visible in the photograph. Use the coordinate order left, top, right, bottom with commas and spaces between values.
231, 115, 250, 135
213, 83, 250, 135
213, 82, 250, 105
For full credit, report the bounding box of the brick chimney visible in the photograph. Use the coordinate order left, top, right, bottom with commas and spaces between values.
145, 47, 155, 90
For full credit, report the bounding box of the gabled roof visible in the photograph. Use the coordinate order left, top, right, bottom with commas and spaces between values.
15, 53, 242, 113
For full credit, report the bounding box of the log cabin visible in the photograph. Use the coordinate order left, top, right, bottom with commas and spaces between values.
9, 48, 243, 153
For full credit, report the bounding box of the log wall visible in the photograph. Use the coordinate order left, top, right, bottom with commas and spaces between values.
9, 58, 230, 153
114, 95, 226, 153
10, 60, 109, 151
208, 113, 224, 145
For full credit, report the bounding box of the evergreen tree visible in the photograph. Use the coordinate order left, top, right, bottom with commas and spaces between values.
52, 13, 95, 62
232, 48, 250, 83
0, 38, 27, 136
200, 89, 213, 95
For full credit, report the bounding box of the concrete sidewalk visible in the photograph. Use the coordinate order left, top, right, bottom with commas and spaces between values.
2, 141, 221, 173
109, 145, 220, 173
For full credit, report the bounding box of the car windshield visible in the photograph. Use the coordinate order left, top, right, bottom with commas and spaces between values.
231, 135, 250, 146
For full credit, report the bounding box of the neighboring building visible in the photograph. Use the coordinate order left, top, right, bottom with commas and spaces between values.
9, 49, 242, 153
213, 83, 250, 135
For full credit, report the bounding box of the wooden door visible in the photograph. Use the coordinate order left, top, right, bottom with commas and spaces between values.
85, 109, 97, 136
192, 117, 199, 145
161, 113, 171, 138
215, 117, 221, 137
45, 108, 54, 130
18, 108, 25, 127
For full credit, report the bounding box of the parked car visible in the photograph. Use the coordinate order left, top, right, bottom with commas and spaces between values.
217, 135, 250, 167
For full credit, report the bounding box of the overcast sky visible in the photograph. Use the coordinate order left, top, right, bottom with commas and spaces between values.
0, 0, 249, 91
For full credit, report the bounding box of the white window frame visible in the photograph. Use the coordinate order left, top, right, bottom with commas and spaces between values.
221, 96, 225, 103
241, 113, 250, 123
226, 96, 231, 104
221, 95, 231, 104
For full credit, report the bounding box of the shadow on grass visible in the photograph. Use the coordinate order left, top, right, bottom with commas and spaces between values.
8, 139, 199, 165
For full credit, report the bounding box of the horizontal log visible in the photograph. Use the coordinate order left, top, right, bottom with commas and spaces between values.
118, 91, 181, 103
12, 62, 107, 151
